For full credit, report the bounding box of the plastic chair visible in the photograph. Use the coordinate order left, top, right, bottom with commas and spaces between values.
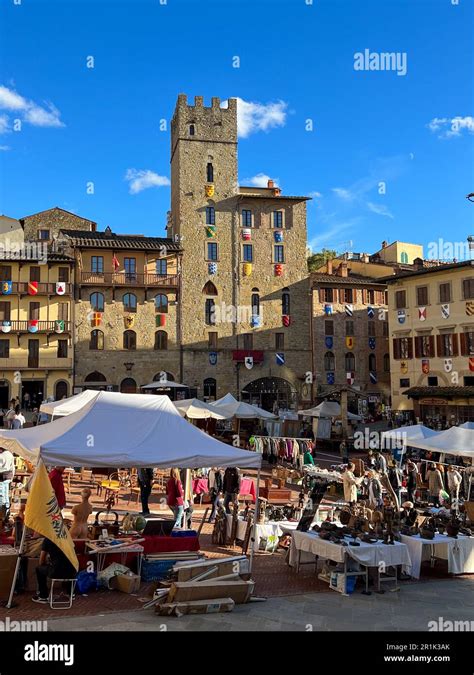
49, 578, 77, 609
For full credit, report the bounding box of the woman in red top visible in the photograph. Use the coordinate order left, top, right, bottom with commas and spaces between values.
166, 467, 184, 529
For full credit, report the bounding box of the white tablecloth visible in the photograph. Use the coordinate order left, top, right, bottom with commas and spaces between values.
400, 533, 474, 578
226, 516, 298, 552
289, 530, 412, 571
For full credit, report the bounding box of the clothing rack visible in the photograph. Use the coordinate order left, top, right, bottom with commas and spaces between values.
250, 435, 314, 467
253, 435, 312, 442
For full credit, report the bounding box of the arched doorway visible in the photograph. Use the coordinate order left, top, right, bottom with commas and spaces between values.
55, 380, 69, 400
120, 378, 137, 393
84, 371, 107, 391
203, 377, 216, 400
242, 377, 296, 413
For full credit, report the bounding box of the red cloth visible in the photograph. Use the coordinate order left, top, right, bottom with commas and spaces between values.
192, 477, 256, 502
166, 478, 184, 507
48, 469, 66, 508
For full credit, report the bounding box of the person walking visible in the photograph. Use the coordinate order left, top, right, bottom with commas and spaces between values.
447, 465, 462, 510
342, 463, 360, 505
406, 460, 418, 503
0, 447, 15, 513
4, 400, 16, 429
11, 405, 26, 430
367, 470, 383, 510
388, 461, 403, 507
374, 451, 387, 475
166, 468, 184, 528
207, 467, 223, 523
427, 463, 444, 506
48, 466, 66, 510
137, 467, 153, 516
222, 467, 241, 514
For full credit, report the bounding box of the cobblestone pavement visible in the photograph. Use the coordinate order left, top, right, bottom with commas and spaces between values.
47, 577, 473, 632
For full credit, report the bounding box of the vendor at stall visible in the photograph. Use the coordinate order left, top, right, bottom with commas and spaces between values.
399, 501, 418, 527
33, 537, 77, 604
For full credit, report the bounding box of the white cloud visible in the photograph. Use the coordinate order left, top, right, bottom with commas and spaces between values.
367, 201, 394, 219
0, 114, 9, 134
223, 97, 288, 138
245, 173, 279, 187
0, 145, 10, 151
332, 187, 354, 201
427, 116, 474, 139
0, 85, 65, 128
125, 169, 170, 194
308, 191, 322, 199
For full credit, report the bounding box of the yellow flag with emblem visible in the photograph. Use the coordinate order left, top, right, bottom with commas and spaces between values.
24, 460, 79, 571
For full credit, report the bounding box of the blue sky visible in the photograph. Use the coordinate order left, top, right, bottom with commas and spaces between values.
0, 0, 473, 258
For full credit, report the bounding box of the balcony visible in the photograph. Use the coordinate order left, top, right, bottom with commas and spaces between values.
80, 272, 179, 287
6, 282, 73, 295
0, 357, 73, 370
0, 321, 72, 333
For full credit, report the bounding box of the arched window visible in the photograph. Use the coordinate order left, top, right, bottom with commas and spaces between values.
123, 330, 136, 350
324, 351, 335, 371
155, 294, 168, 313
251, 288, 260, 315
153, 371, 174, 382
154, 330, 168, 350
90, 292, 104, 312
89, 329, 104, 350
206, 162, 214, 183
205, 298, 216, 325
120, 378, 136, 393
369, 353, 377, 371
202, 281, 218, 295
345, 352, 356, 371
383, 353, 390, 372
203, 377, 217, 400
54, 380, 69, 400
282, 288, 290, 315
85, 371, 106, 383
400, 251, 409, 264
189, 124, 195, 136
206, 205, 215, 225
123, 293, 137, 313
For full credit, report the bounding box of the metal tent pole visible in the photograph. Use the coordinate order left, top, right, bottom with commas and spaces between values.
249, 466, 261, 573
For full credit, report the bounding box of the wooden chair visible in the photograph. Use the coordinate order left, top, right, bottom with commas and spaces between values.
99, 472, 122, 506
127, 474, 141, 506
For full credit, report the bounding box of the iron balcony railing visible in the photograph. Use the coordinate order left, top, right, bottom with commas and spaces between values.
80, 272, 179, 286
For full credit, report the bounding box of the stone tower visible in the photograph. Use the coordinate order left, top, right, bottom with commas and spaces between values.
170, 94, 311, 410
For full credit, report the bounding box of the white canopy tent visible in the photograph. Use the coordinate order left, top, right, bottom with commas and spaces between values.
39, 389, 100, 418
141, 380, 188, 390
0, 391, 262, 469
173, 398, 228, 420
405, 425, 474, 459
381, 424, 439, 447
459, 421, 474, 430
298, 401, 362, 421
213, 393, 277, 420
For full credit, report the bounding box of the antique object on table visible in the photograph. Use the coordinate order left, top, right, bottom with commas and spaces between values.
229, 500, 239, 546
349, 529, 360, 546
446, 515, 461, 539
121, 513, 135, 533
257, 497, 267, 524
242, 512, 254, 554
382, 500, 395, 545
339, 507, 351, 526
297, 477, 331, 532
90, 510, 120, 540
212, 506, 227, 545
420, 517, 436, 540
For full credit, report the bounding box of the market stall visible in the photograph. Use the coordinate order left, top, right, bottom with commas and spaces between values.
400, 533, 474, 578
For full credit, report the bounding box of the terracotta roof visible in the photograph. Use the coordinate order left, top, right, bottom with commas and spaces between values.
404, 386, 474, 399
311, 273, 387, 286
237, 193, 310, 201
0, 250, 74, 262
61, 230, 182, 251
383, 259, 474, 283
20, 206, 97, 223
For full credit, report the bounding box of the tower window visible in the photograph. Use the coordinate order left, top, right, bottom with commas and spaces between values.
241, 209, 252, 227
205, 298, 216, 325
123, 330, 137, 350
274, 245, 284, 263
206, 206, 215, 225
207, 242, 218, 261
189, 124, 195, 136
273, 211, 283, 228
251, 291, 260, 315
243, 244, 253, 262
206, 162, 214, 183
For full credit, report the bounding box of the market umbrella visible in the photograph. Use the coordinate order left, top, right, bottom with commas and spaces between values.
213, 393, 277, 419
297, 401, 362, 421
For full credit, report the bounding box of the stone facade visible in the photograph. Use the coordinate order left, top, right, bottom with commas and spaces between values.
20, 207, 96, 243
311, 259, 391, 415
169, 94, 312, 409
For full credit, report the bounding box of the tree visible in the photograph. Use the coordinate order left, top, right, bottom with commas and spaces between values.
307, 248, 337, 272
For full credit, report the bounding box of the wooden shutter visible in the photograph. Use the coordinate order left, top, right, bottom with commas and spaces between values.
414, 336, 421, 358
393, 338, 400, 359
429, 335, 435, 357
319, 288, 325, 303
460, 332, 466, 356
407, 337, 413, 359
436, 335, 442, 357
452, 333, 459, 357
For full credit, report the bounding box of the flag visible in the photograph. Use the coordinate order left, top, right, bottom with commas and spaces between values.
90, 312, 102, 327
112, 254, 120, 271
24, 460, 78, 572
156, 314, 166, 327
28, 281, 38, 296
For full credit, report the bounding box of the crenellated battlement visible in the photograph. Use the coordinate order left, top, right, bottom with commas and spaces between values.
171, 93, 238, 154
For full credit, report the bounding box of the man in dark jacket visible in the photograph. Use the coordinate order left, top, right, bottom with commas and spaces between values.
138, 468, 154, 516
32, 537, 76, 603
222, 467, 241, 514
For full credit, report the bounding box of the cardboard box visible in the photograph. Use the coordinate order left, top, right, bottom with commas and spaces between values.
110, 573, 141, 594
156, 597, 234, 616
175, 556, 250, 582
0, 551, 18, 601
168, 579, 254, 604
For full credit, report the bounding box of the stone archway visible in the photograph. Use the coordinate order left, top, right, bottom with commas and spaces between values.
241, 377, 296, 413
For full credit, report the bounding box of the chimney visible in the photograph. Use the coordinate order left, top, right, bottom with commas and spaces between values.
273, 187, 281, 197
381, 240, 388, 249
326, 259, 333, 275
338, 262, 348, 277
267, 179, 274, 189
413, 257, 424, 270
